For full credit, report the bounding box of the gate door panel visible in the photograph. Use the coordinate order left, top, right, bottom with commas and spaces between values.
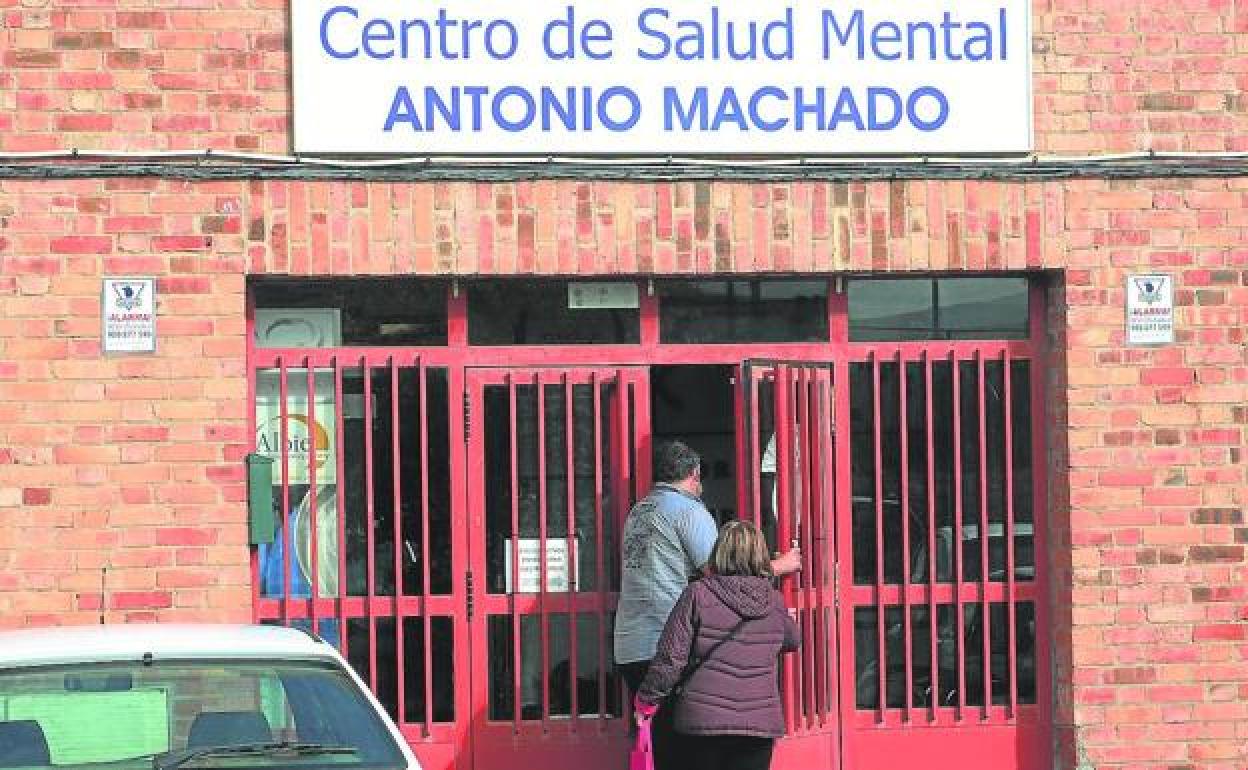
738, 361, 840, 770
843, 345, 1048, 770
253, 355, 469, 770
466, 368, 649, 770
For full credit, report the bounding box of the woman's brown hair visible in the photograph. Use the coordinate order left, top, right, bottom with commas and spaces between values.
709, 520, 774, 578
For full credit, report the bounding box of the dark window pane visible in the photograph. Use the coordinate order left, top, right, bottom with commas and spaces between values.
937, 278, 1028, 339
910, 606, 933, 708
959, 361, 982, 583
402, 616, 455, 723
1011, 360, 1036, 581
253, 278, 447, 346
1017, 602, 1037, 704
849, 277, 1029, 341
935, 604, 959, 707
850, 363, 876, 585
469, 281, 640, 345
963, 603, 985, 707
659, 280, 828, 343
848, 279, 934, 341
487, 615, 515, 721
854, 607, 879, 709
905, 362, 930, 585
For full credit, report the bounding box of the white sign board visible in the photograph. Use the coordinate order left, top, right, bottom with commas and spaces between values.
505, 538, 575, 593
101, 277, 156, 353
292, 0, 1033, 155
1126, 274, 1174, 345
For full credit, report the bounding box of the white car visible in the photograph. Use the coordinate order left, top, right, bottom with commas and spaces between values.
0, 624, 421, 770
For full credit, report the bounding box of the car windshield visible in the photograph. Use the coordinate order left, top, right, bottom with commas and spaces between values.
0, 659, 406, 770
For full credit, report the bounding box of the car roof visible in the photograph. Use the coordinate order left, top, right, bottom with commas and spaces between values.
0, 624, 336, 669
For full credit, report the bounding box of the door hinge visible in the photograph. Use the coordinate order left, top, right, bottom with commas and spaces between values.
832, 560, 840, 609
465, 570, 475, 621
462, 390, 471, 443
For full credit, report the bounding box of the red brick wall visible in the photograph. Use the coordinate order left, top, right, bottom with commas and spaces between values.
3, 177, 1246, 768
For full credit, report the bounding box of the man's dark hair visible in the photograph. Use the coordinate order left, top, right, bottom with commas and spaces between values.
653, 440, 701, 484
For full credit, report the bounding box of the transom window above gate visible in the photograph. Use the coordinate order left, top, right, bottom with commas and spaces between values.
252, 278, 448, 347
848, 277, 1029, 341
468, 280, 641, 345
659, 279, 829, 344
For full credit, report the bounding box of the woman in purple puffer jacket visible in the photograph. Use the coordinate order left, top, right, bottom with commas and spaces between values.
634, 520, 800, 770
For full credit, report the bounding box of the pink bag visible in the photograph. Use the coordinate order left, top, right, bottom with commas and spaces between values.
629, 717, 654, 770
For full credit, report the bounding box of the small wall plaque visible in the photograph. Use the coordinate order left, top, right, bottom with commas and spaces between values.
101, 277, 156, 354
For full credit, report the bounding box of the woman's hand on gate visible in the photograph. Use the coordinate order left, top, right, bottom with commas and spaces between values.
771, 546, 802, 577
633, 696, 658, 726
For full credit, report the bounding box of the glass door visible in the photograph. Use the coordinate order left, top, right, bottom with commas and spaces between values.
464, 367, 650, 770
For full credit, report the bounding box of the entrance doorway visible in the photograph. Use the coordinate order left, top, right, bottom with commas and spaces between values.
650, 365, 738, 527
249, 276, 1051, 770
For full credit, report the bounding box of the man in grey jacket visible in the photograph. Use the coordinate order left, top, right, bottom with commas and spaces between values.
614, 440, 800, 767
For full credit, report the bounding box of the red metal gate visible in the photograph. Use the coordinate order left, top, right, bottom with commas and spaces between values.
250, 353, 470, 770
464, 367, 649, 770
250, 283, 1049, 770
738, 361, 842, 770
838, 342, 1049, 769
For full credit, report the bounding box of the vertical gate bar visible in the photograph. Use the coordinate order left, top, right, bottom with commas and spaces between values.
508, 375, 522, 734
795, 367, 813, 731
247, 293, 260, 625
897, 351, 913, 721
334, 359, 348, 660
564, 373, 579, 726
591, 373, 608, 727
819, 368, 835, 722
1003, 350, 1018, 718
811, 369, 830, 724
805, 368, 823, 725
951, 351, 966, 719
733, 366, 749, 526
306, 360, 320, 636
774, 364, 796, 735
803, 367, 820, 730
419, 362, 434, 736
804, 369, 818, 724
871, 353, 886, 722
278, 358, 291, 625
806, 369, 822, 724
977, 352, 992, 716
537, 376, 551, 729
614, 369, 633, 718
924, 353, 938, 719
362, 357, 378, 694
833, 357, 858, 768
749, 369, 763, 529
390, 358, 407, 726
632, 373, 652, 498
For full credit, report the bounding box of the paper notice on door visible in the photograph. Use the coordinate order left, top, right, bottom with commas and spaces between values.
504, 538, 576, 593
